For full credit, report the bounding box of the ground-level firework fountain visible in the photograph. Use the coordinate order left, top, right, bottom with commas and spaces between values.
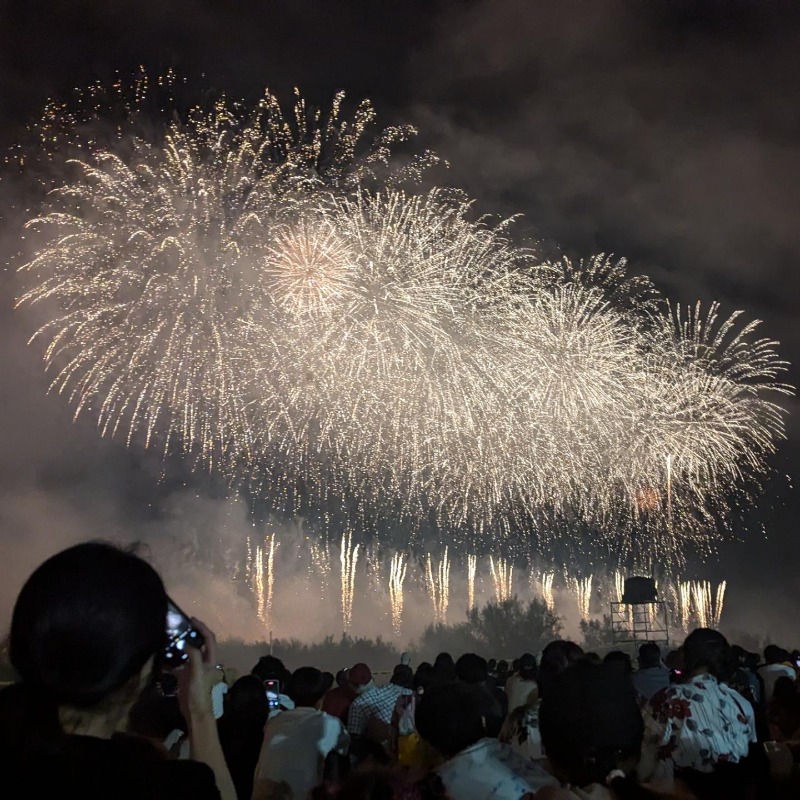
238, 516, 727, 643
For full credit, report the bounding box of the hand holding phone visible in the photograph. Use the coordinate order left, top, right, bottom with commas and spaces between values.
264, 678, 282, 710
164, 597, 205, 665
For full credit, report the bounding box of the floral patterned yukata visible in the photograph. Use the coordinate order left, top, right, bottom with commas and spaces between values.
640, 673, 756, 787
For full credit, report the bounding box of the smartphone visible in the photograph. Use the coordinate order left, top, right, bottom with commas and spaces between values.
264, 678, 281, 710
164, 597, 205, 665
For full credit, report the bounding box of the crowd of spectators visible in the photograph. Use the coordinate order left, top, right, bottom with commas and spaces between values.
1, 543, 800, 799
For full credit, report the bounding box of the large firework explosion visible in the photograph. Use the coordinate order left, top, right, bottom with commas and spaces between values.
12, 77, 792, 569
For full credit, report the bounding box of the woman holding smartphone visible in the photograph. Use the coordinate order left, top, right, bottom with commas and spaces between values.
0, 541, 236, 800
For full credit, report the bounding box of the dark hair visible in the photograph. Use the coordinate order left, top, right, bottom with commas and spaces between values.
390, 664, 413, 689
764, 644, 784, 664
413, 662, 434, 692
538, 640, 584, 699
638, 642, 661, 669
455, 653, 488, 685
10, 542, 167, 708
517, 653, 536, 680
415, 683, 485, 758
682, 628, 731, 681
252, 655, 290, 685
433, 652, 456, 681
287, 667, 328, 707
604, 651, 633, 674
225, 674, 269, 723
540, 662, 656, 799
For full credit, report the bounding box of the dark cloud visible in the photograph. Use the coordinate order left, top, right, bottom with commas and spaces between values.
0, 0, 798, 643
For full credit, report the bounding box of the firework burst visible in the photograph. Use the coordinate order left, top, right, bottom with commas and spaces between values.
14, 79, 792, 569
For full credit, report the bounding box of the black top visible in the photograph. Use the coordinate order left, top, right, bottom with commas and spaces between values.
1, 729, 220, 800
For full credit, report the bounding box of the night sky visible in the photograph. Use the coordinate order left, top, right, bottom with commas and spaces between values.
1, 1, 799, 642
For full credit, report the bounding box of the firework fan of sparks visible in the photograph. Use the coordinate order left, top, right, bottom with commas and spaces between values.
13, 78, 793, 567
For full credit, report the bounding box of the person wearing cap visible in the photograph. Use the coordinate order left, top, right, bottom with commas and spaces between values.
252, 667, 349, 800
347, 663, 412, 761
505, 652, 539, 712
322, 667, 358, 724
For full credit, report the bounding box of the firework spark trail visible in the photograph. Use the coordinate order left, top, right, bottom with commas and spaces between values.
571, 576, 593, 620
614, 571, 626, 603
308, 539, 331, 599
489, 556, 514, 602
714, 581, 727, 628
340, 531, 360, 630
678, 580, 693, 631
425, 547, 450, 624
15, 79, 793, 568
691, 581, 710, 628
467, 554, 477, 611
540, 572, 555, 612
250, 533, 276, 629
389, 552, 407, 637
688, 579, 727, 629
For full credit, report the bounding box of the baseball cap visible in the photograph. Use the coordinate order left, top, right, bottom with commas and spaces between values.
349, 662, 372, 686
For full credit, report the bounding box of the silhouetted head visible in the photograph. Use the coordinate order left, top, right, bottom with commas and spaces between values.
638, 642, 662, 669
225, 674, 269, 723
416, 682, 485, 758
252, 655, 290, 685
10, 542, 167, 708
390, 664, 413, 689
287, 667, 329, 708
540, 661, 644, 787
538, 640, 584, 698
683, 628, 732, 681
604, 650, 633, 674
455, 653, 488, 685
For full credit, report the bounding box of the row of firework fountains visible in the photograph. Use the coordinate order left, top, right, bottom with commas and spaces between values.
244, 533, 726, 639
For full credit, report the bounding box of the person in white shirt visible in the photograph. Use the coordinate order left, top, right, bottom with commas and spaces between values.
505, 652, 539, 712
416, 681, 555, 800
252, 667, 349, 800
758, 645, 797, 703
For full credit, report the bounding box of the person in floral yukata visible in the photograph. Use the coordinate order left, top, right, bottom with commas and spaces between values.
639, 628, 757, 798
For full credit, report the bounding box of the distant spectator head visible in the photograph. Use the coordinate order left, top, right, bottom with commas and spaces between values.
487, 658, 497, 673
390, 664, 413, 689
413, 662, 434, 693
538, 640, 584, 699
335, 668, 349, 688
416, 683, 485, 759
638, 642, 662, 669
664, 649, 683, 672
582, 652, 602, 665
497, 659, 509, 676
287, 667, 329, 708
400, 652, 411, 666
348, 662, 373, 694
10, 542, 167, 709
321, 672, 335, 693
433, 652, 456, 681
455, 653, 488, 685
224, 674, 269, 724
764, 644, 787, 665
683, 628, 732, 681
518, 653, 537, 681
252, 655, 290, 686
540, 662, 644, 788
604, 650, 633, 674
